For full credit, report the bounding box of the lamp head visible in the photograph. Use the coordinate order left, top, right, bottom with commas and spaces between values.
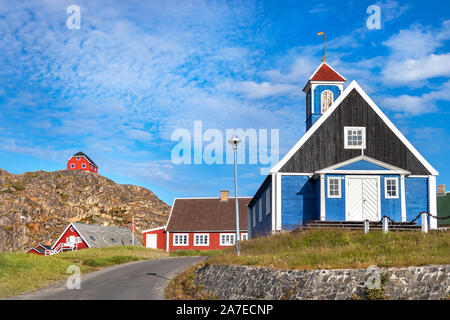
228, 136, 241, 149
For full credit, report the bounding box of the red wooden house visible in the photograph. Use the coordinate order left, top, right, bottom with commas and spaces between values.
67, 151, 98, 173
143, 191, 250, 252
28, 222, 138, 255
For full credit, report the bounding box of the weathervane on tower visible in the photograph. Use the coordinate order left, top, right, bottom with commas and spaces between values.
317, 31, 325, 62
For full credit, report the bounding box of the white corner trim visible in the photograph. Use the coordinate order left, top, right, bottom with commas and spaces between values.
270, 81, 438, 176
428, 176, 438, 229
271, 173, 276, 232
400, 176, 406, 222
320, 175, 326, 221
276, 173, 282, 230
166, 231, 169, 252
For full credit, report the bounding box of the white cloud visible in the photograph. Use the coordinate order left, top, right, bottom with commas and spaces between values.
382, 21, 450, 85
223, 81, 297, 99
381, 80, 450, 115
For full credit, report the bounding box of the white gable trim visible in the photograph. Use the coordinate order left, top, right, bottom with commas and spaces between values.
142, 226, 166, 233
270, 81, 438, 176
315, 155, 411, 175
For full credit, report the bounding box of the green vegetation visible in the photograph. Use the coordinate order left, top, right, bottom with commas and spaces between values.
0, 246, 167, 298
206, 229, 450, 270
169, 249, 223, 257
165, 263, 216, 300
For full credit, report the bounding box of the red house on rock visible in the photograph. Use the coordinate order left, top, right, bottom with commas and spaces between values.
67, 151, 98, 173
143, 191, 250, 252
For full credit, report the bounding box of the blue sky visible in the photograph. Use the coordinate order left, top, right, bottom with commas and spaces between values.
0, 0, 449, 205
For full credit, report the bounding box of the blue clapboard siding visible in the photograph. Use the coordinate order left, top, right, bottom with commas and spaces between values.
380, 175, 402, 222
324, 175, 345, 221
405, 177, 428, 225
281, 175, 317, 229
337, 160, 389, 171
249, 179, 272, 237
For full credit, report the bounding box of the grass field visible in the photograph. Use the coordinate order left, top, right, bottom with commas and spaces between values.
0, 246, 168, 298
206, 229, 450, 270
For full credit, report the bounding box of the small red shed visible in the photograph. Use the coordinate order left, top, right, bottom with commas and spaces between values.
67, 151, 98, 173
143, 191, 250, 252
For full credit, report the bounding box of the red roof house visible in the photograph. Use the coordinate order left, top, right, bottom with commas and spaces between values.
67, 151, 98, 173
143, 191, 250, 252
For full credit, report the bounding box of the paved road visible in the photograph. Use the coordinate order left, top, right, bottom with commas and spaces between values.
11, 256, 206, 300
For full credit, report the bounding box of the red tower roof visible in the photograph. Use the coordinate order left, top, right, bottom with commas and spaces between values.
309, 62, 346, 82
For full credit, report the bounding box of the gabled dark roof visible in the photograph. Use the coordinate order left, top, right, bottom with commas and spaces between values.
72, 151, 98, 167
166, 197, 251, 232
72, 222, 140, 247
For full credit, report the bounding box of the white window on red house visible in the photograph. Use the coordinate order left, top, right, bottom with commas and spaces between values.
76, 157, 80, 161
241, 233, 248, 241
173, 234, 188, 246
82, 163, 86, 168
70, 163, 75, 168
194, 234, 209, 246
220, 233, 235, 246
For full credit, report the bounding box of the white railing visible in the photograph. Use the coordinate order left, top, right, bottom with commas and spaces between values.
44, 242, 77, 256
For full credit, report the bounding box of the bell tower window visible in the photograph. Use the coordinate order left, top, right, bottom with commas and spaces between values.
321, 90, 333, 113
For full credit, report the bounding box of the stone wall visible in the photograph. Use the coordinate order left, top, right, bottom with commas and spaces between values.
194, 264, 449, 300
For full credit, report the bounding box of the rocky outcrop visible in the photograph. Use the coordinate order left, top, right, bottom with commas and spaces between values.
0, 169, 170, 251
194, 264, 450, 300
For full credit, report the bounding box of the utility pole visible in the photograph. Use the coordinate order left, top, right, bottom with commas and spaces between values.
228, 136, 242, 256
131, 216, 135, 246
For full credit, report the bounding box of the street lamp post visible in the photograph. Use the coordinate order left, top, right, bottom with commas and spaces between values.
228, 136, 241, 256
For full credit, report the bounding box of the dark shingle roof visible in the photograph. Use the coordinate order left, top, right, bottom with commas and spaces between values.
166, 197, 250, 232
73, 222, 140, 247
72, 151, 98, 167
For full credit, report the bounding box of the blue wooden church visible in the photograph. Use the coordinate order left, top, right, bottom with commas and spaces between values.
248, 62, 439, 238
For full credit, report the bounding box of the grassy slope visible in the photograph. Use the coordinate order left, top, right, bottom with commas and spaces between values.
0, 246, 167, 298
206, 229, 450, 270
166, 229, 450, 299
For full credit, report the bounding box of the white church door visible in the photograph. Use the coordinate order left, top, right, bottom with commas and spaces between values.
346, 176, 380, 221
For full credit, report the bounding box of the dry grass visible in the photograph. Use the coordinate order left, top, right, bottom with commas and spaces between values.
207, 229, 450, 270
0, 246, 168, 298
165, 263, 216, 300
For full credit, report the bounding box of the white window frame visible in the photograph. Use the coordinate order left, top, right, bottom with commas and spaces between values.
82, 163, 86, 168
265, 188, 271, 216
193, 233, 209, 246
385, 177, 399, 199
327, 177, 342, 198
258, 198, 262, 222
76, 157, 80, 161
241, 233, 248, 241
220, 233, 235, 246
321, 90, 334, 113
70, 163, 75, 168
344, 126, 366, 149
173, 233, 189, 246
